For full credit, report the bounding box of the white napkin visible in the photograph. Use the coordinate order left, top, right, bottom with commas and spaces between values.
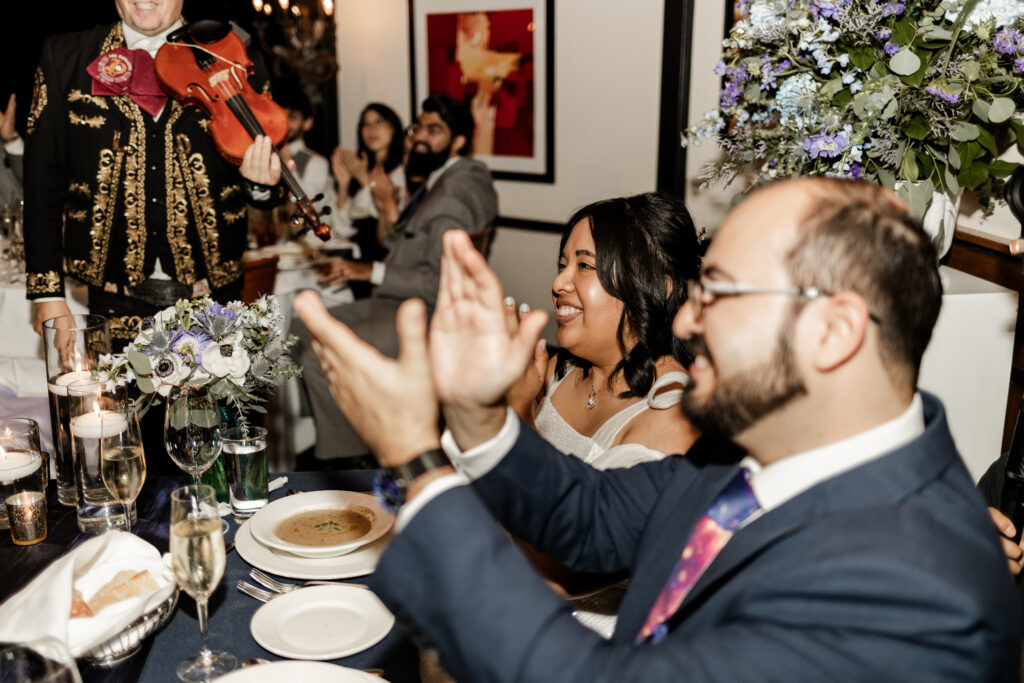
0, 531, 175, 657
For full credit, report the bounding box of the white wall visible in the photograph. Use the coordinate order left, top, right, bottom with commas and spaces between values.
334, 0, 668, 339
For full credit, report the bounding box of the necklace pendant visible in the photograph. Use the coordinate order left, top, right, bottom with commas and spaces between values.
585, 393, 596, 410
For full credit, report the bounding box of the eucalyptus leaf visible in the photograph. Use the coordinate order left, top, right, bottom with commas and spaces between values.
948, 145, 961, 170
889, 50, 921, 76
962, 60, 981, 81
136, 376, 155, 394
976, 126, 998, 157
881, 97, 899, 120
849, 46, 875, 71
126, 350, 152, 376
906, 179, 935, 218
190, 408, 220, 429
957, 162, 989, 191
943, 167, 960, 195
950, 122, 979, 141
922, 27, 953, 41
169, 397, 187, 430
972, 99, 990, 123
903, 150, 920, 182
988, 98, 1015, 123
877, 168, 896, 190
901, 116, 930, 141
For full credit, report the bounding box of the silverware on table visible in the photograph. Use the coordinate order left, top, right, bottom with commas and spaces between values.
236, 580, 276, 603
224, 539, 236, 555
248, 567, 369, 593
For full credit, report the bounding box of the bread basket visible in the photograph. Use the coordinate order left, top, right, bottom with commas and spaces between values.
79, 589, 179, 667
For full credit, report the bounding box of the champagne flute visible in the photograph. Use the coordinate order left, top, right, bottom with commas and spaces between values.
164, 386, 222, 486
169, 484, 236, 681
100, 401, 146, 533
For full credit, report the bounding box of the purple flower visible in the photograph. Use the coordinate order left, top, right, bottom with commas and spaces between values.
202, 301, 237, 323
925, 85, 959, 103
1015, 58, 1024, 74
848, 163, 862, 179
884, 42, 901, 56
171, 330, 213, 370
811, 1, 847, 19
881, 2, 905, 17
993, 28, 1020, 56
719, 63, 750, 108
803, 130, 850, 159
875, 28, 892, 41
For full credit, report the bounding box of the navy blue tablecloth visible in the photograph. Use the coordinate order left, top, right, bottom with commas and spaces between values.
0, 471, 419, 683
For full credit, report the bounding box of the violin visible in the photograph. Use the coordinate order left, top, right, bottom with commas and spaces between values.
153, 20, 331, 241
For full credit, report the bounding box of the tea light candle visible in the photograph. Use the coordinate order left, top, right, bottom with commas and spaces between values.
0, 448, 42, 485
47, 370, 94, 396
70, 410, 128, 439
6, 491, 46, 545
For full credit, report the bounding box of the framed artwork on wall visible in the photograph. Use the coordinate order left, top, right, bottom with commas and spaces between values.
408, 0, 554, 183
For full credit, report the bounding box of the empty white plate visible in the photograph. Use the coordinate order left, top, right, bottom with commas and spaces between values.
249, 490, 394, 559
215, 660, 383, 682
236, 520, 388, 580
250, 585, 395, 660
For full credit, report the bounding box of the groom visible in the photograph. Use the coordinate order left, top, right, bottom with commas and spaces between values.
294, 177, 1021, 681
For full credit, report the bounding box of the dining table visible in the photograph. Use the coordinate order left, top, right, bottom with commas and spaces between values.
0, 470, 420, 683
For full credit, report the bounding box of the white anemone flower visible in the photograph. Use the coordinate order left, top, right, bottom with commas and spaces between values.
202, 332, 251, 382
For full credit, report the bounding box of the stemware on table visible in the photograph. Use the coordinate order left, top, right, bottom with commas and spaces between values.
163, 386, 222, 486
99, 400, 146, 534
169, 484, 236, 681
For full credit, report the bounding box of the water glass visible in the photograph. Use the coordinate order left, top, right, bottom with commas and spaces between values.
221, 426, 268, 521
0, 418, 47, 531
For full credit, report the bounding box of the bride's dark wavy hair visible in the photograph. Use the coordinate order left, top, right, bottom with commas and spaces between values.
554, 191, 706, 399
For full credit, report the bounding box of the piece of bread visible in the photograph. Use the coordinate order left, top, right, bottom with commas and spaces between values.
83, 569, 159, 615
70, 588, 93, 619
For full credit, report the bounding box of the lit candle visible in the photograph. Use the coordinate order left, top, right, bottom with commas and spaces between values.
0, 446, 42, 485
70, 407, 128, 439
47, 370, 94, 396
6, 490, 46, 545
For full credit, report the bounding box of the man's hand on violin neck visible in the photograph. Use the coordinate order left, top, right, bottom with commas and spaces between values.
240, 135, 282, 186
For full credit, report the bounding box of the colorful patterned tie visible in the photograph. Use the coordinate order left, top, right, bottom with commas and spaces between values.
636, 467, 760, 645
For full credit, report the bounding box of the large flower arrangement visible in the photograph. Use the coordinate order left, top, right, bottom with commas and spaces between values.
96, 295, 302, 424
687, 0, 1024, 218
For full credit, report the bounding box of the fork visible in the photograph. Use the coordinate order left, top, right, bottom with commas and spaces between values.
248, 568, 368, 593
236, 580, 277, 603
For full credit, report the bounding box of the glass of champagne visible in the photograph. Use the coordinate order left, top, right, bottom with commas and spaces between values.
169, 484, 236, 681
100, 401, 146, 533
164, 386, 222, 486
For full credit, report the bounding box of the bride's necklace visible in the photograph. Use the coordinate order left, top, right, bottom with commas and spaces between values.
585, 381, 607, 410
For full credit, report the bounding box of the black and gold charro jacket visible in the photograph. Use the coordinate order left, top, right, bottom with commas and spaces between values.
23, 23, 266, 301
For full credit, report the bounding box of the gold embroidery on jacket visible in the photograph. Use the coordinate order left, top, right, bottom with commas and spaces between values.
26, 271, 61, 295
69, 182, 90, 197
223, 208, 245, 224
176, 133, 233, 286
162, 107, 195, 284
69, 112, 105, 129
108, 315, 144, 340
67, 209, 88, 222
27, 68, 47, 135
70, 135, 123, 285
100, 24, 124, 54
112, 97, 148, 286
220, 184, 241, 201
68, 90, 109, 109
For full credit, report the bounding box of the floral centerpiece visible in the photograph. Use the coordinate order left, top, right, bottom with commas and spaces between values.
686, 0, 1024, 249
96, 295, 302, 427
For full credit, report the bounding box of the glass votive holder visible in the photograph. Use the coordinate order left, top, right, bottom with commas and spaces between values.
6, 491, 47, 545
0, 449, 45, 532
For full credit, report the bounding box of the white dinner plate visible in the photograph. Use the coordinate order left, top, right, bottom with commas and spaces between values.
215, 660, 384, 682
250, 585, 395, 660
249, 490, 394, 558
236, 520, 388, 580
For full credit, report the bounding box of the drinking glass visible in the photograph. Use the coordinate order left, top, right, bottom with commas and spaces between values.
0, 636, 81, 682
0, 417, 47, 532
169, 484, 236, 681
42, 314, 111, 507
99, 402, 146, 533
164, 387, 222, 486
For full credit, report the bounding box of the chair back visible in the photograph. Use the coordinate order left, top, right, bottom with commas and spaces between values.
241, 254, 279, 303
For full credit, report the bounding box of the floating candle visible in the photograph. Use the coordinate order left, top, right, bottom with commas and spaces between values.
70, 410, 128, 439
47, 370, 95, 396
0, 448, 42, 485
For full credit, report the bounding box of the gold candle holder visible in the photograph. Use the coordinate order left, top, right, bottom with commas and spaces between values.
6, 491, 46, 545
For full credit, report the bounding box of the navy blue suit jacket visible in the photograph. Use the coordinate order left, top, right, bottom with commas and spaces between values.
368, 394, 1022, 681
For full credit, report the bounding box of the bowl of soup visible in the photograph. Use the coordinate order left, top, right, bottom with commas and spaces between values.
248, 491, 394, 558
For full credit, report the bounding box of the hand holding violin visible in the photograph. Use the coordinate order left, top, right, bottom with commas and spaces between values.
240, 135, 281, 186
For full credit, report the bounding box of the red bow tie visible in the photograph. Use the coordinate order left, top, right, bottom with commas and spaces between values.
87, 47, 168, 117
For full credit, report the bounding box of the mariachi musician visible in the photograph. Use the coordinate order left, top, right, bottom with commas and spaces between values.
24, 0, 282, 344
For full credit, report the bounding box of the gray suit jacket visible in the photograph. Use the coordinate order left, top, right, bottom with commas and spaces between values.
373, 156, 497, 310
